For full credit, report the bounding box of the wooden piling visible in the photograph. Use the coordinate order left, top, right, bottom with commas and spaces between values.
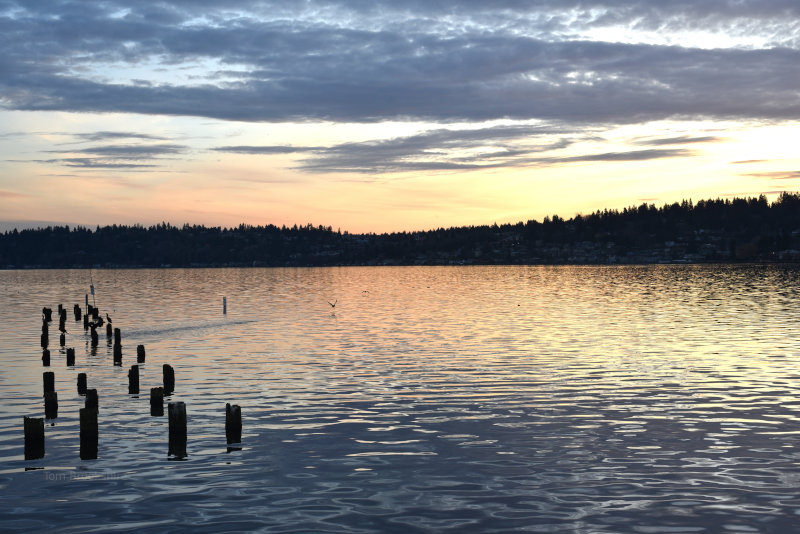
43, 371, 55, 394
24, 416, 45, 460
113, 343, 122, 365
114, 327, 121, 345
128, 365, 139, 394
225, 403, 242, 444
77, 372, 87, 395
42, 307, 52, 322
59, 308, 67, 323
59, 332, 65, 347
57, 303, 63, 316
90, 327, 98, 347
168, 402, 187, 457
85, 389, 98, 411
44, 391, 58, 419
41, 332, 48, 348
163, 364, 175, 395
136, 344, 146, 363
83, 314, 89, 331
74, 304, 81, 321
150, 387, 164, 416
106, 323, 113, 338
42, 348, 50, 367
79, 407, 98, 460
66, 347, 75, 366
91, 307, 99, 320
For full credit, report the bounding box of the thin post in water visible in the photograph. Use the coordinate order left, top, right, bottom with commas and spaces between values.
136, 344, 146, 363
42, 348, 50, 367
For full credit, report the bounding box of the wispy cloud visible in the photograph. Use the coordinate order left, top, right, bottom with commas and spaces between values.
744, 171, 800, 180
633, 135, 725, 146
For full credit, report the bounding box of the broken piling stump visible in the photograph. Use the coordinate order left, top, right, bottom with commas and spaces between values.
77, 373, 87, 395
43, 371, 55, 394
42, 307, 52, 322
106, 323, 113, 338
42, 349, 50, 367
128, 365, 139, 394
114, 328, 121, 345
85, 389, 98, 411
136, 344, 145, 363
74, 304, 81, 321
59, 333, 65, 347
66, 347, 75, 366
24, 416, 45, 460
168, 402, 187, 458
163, 364, 175, 395
150, 387, 164, 416
226, 403, 242, 444
113, 343, 122, 365
90, 327, 98, 347
79, 407, 98, 460
44, 391, 58, 419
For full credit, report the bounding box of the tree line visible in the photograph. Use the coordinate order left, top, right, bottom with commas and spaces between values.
2, 192, 800, 268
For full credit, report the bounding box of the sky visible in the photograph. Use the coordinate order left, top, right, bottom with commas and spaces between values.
1, 1, 800, 233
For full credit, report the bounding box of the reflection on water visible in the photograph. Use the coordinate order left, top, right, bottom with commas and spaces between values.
1, 265, 800, 532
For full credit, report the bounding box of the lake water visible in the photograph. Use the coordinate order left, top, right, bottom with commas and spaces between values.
1, 265, 800, 533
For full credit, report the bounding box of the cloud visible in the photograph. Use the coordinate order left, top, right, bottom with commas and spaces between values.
0, 190, 30, 198
72, 131, 169, 142
36, 142, 187, 170
633, 135, 725, 146
40, 157, 159, 169
552, 148, 694, 163
2, 1, 800, 126
744, 171, 800, 180
211, 145, 319, 155
211, 125, 694, 173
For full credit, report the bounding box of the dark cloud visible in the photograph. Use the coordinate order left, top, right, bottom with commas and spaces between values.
1, 1, 800, 126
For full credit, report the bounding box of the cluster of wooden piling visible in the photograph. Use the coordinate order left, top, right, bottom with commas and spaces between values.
25, 299, 243, 462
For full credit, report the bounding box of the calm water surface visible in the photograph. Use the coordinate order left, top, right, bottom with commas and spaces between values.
1, 265, 800, 533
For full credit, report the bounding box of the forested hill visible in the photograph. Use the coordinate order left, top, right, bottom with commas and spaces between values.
3, 193, 800, 268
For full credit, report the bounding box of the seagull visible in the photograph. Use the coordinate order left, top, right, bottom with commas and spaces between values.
328, 299, 337, 308
106, 313, 112, 324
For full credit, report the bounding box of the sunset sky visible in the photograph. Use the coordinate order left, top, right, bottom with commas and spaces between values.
2, 1, 800, 233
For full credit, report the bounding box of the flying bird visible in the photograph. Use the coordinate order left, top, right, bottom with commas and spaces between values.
328, 299, 337, 308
